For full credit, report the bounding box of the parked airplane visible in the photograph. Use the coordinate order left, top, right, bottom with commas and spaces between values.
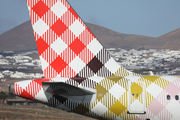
9, 0, 180, 120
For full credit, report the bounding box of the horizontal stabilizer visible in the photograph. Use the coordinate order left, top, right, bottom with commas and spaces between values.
42, 82, 96, 96
42, 82, 97, 103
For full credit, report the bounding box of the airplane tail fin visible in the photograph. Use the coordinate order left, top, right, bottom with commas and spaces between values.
26, 0, 135, 78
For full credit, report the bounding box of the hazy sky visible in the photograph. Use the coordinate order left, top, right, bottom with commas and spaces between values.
0, 0, 180, 37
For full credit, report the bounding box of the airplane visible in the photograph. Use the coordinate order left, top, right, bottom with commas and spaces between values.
8, 0, 180, 120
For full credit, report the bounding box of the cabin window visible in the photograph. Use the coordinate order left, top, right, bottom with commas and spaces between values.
167, 95, 170, 100
175, 95, 179, 100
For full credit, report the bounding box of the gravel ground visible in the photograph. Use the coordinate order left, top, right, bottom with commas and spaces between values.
0, 104, 96, 120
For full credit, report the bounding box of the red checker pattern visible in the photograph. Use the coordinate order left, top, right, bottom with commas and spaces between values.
51, 19, 68, 37
69, 7, 79, 19
36, 37, 49, 55
26, 0, 105, 78
32, 1, 49, 18
50, 56, 68, 74
14, 79, 52, 100
69, 38, 85, 55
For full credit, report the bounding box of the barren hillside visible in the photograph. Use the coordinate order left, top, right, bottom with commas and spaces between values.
0, 20, 179, 51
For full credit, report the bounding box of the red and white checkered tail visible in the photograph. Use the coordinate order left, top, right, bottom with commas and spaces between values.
26, 0, 133, 78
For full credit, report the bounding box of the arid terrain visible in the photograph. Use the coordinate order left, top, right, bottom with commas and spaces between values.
0, 104, 96, 120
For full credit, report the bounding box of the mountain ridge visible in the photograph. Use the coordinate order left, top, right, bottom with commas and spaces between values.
0, 20, 179, 51
140, 28, 180, 50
